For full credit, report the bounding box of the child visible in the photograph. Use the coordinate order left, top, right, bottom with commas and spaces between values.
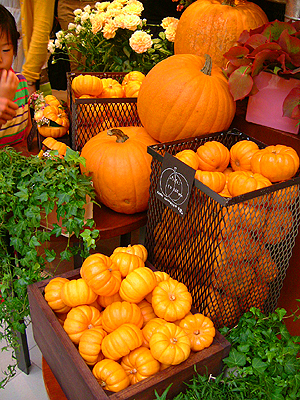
0, 4, 31, 148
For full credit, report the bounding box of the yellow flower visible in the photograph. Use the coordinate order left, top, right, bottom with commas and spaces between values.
114, 13, 126, 29
165, 26, 177, 42
102, 20, 117, 39
123, 14, 142, 30
129, 30, 152, 53
91, 13, 105, 34
161, 17, 179, 29
123, 0, 144, 15
95, 2, 110, 12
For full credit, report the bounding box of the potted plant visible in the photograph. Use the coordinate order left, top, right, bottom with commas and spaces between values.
223, 19, 300, 134
0, 146, 99, 387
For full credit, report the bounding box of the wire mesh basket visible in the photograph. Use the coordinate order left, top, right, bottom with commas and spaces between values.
145, 128, 300, 329
67, 72, 142, 151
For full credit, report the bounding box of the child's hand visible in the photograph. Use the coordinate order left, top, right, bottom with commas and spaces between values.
0, 97, 18, 125
0, 69, 19, 100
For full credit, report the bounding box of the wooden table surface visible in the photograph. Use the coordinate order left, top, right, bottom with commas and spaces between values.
42, 357, 67, 400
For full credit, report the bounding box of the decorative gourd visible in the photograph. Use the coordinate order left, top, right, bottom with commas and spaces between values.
44, 95, 61, 107
60, 278, 98, 307
151, 278, 192, 322
250, 145, 300, 182
175, 149, 199, 170
137, 54, 236, 143
112, 244, 148, 262
80, 128, 157, 214
137, 299, 156, 327
230, 140, 259, 171
174, 0, 268, 68
196, 141, 230, 172
80, 253, 122, 296
124, 80, 142, 97
149, 322, 191, 365
42, 137, 69, 156
92, 359, 130, 392
120, 347, 160, 385
100, 78, 124, 98
122, 71, 145, 86
101, 323, 143, 360
195, 170, 226, 193
38, 125, 69, 138
72, 74, 103, 98
142, 318, 167, 347
101, 301, 144, 332
63, 305, 102, 344
227, 170, 272, 197
78, 326, 107, 366
119, 267, 157, 303
44, 277, 71, 314
179, 313, 216, 352
97, 292, 123, 308
145, 271, 170, 303
110, 252, 144, 277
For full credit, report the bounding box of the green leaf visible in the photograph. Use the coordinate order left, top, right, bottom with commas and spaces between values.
252, 357, 268, 374
228, 66, 253, 100
224, 348, 247, 368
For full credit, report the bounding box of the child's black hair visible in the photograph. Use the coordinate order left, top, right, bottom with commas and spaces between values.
0, 5, 20, 56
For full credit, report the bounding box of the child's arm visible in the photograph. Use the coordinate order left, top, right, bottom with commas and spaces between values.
0, 70, 19, 126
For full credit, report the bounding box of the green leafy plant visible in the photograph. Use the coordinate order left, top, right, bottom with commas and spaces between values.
154, 304, 300, 399
223, 20, 300, 121
0, 146, 99, 387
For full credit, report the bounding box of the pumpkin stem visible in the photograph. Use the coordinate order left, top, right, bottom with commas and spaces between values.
201, 54, 212, 76
221, 0, 236, 6
107, 128, 130, 143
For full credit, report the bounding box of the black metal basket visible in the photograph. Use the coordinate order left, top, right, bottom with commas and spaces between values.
145, 128, 300, 329
67, 72, 142, 151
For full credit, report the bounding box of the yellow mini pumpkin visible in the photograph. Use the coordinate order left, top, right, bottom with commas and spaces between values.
101, 301, 144, 332
142, 318, 167, 347
44, 277, 71, 314
112, 244, 148, 262
92, 359, 130, 392
137, 299, 157, 327
61, 278, 98, 307
72, 74, 103, 98
119, 266, 157, 303
110, 252, 145, 277
78, 326, 107, 366
152, 278, 192, 322
179, 313, 216, 352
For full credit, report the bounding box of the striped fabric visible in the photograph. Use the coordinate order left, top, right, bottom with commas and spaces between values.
0, 72, 30, 148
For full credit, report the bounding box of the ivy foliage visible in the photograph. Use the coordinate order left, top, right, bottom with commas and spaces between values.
0, 146, 99, 387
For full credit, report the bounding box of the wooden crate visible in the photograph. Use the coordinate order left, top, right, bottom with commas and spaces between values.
28, 266, 231, 400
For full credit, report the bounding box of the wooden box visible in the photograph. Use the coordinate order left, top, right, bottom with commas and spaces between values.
28, 267, 231, 400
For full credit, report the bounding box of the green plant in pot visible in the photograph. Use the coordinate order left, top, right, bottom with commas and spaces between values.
223, 19, 300, 133
0, 146, 99, 387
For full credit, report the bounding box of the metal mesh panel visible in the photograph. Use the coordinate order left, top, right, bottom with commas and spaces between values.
67, 72, 142, 151
145, 129, 300, 329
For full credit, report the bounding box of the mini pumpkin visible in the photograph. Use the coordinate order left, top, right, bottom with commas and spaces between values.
78, 326, 107, 366
250, 145, 300, 182
119, 266, 157, 303
72, 74, 103, 98
60, 278, 98, 308
196, 141, 230, 172
100, 78, 124, 98
101, 323, 143, 360
124, 80, 142, 98
179, 313, 215, 352
230, 140, 259, 171
149, 322, 191, 365
80, 253, 122, 296
227, 170, 272, 197
42, 137, 69, 156
121, 347, 160, 385
112, 244, 148, 262
137, 299, 156, 327
110, 252, 144, 277
175, 149, 200, 170
92, 359, 130, 392
97, 292, 123, 308
151, 278, 192, 322
141, 318, 167, 347
101, 301, 144, 332
195, 170, 226, 193
122, 71, 145, 86
44, 277, 71, 314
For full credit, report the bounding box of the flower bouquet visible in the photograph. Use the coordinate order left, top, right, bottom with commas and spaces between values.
48, 0, 179, 74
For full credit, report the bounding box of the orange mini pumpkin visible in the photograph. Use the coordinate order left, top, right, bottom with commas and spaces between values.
101, 301, 144, 332
119, 266, 157, 303
110, 252, 144, 277
230, 140, 259, 171
142, 318, 167, 347
227, 170, 272, 197
92, 359, 130, 392
78, 326, 107, 366
100, 78, 124, 98
195, 170, 226, 193
72, 74, 103, 98
44, 277, 71, 314
80, 253, 122, 296
175, 149, 200, 170
112, 244, 148, 262
196, 141, 230, 172
179, 313, 216, 352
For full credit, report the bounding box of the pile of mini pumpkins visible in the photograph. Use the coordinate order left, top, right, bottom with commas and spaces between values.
175, 140, 300, 197
34, 94, 70, 138
71, 71, 145, 99
44, 244, 216, 393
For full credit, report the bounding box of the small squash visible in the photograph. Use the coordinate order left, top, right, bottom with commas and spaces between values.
112, 244, 148, 262
124, 80, 142, 98
196, 141, 230, 172
179, 313, 215, 352
195, 170, 226, 193
250, 145, 300, 182
101, 323, 143, 360
119, 267, 157, 303
42, 137, 69, 156
72, 74, 103, 98
61, 278, 98, 307
63, 305, 102, 344
122, 71, 145, 86
149, 322, 191, 365
44, 277, 71, 314
101, 301, 144, 332
110, 252, 144, 277
142, 318, 167, 347
175, 149, 200, 170
100, 78, 124, 98
92, 359, 130, 392
230, 140, 259, 171
80, 253, 122, 296
121, 347, 160, 385
78, 326, 107, 366
151, 278, 192, 322
227, 170, 272, 197
96, 292, 123, 308
137, 299, 157, 327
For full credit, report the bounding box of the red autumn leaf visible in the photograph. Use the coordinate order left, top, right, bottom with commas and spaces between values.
250, 42, 282, 57
262, 20, 297, 42
282, 87, 300, 119
251, 49, 284, 76
223, 46, 251, 67
278, 29, 300, 67
244, 34, 268, 50
222, 62, 238, 79
228, 66, 253, 101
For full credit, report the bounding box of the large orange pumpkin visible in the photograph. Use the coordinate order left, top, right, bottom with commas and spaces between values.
137, 54, 236, 143
174, 0, 268, 68
80, 127, 157, 214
